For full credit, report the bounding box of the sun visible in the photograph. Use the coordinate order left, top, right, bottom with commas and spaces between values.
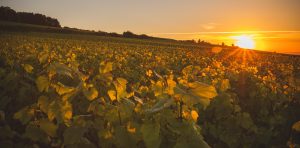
231, 35, 255, 49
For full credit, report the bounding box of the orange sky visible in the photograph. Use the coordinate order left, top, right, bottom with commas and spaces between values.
2, 0, 300, 53
151, 31, 300, 53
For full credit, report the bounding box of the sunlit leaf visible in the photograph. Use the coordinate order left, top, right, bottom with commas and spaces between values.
188, 82, 217, 99
36, 76, 49, 92
47, 100, 72, 124
107, 90, 116, 101
191, 110, 199, 122
292, 121, 300, 132
99, 61, 113, 74
83, 87, 98, 101
220, 79, 230, 92
22, 64, 34, 73
53, 82, 75, 96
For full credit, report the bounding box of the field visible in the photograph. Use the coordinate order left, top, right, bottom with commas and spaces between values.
0, 31, 300, 148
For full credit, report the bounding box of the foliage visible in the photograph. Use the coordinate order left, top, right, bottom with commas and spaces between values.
0, 32, 299, 148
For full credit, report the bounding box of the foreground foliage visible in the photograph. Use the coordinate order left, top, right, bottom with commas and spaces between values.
0, 33, 299, 148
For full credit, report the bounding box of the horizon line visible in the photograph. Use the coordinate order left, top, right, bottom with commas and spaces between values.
149, 31, 300, 35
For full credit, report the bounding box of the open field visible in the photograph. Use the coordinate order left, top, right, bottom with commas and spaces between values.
1, 26, 300, 148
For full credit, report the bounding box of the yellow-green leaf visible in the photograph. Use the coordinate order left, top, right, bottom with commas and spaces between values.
39, 119, 57, 137
36, 76, 49, 92
38, 96, 50, 113
53, 82, 75, 96
220, 79, 230, 92
13, 106, 35, 124
83, 87, 98, 101
292, 121, 300, 132
99, 61, 113, 74
113, 77, 128, 100
166, 75, 176, 95
23, 64, 34, 73
188, 82, 217, 99
141, 121, 161, 148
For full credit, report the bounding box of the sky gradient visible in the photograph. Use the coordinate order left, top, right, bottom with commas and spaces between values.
1, 0, 300, 53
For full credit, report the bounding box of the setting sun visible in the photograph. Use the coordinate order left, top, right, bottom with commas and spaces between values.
231, 35, 255, 49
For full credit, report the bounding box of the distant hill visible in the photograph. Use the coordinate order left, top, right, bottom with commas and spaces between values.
283, 52, 300, 55
0, 6, 216, 45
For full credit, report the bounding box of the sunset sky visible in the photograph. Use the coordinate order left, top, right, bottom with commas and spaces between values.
1, 0, 300, 53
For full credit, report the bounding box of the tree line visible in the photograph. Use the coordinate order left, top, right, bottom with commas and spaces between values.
0, 6, 60, 27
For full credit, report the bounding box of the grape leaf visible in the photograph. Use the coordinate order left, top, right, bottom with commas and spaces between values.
36, 76, 49, 92
292, 121, 300, 132
38, 96, 50, 113
14, 106, 34, 124
38, 119, 58, 137
64, 126, 87, 145
83, 87, 98, 101
99, 61, 113, 74
141, 121, 161, 148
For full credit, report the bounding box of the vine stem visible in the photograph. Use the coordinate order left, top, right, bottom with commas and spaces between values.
177, 98, 183, 121
118, 109, 122, 125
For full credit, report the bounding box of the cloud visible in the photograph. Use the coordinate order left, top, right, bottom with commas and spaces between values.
201, 23, 217, 30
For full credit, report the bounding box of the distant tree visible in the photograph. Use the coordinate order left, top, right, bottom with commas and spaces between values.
0, 6, 61, 27
222, 42, 225, 46
197, 39, 201, 44
123, 31, 136, 38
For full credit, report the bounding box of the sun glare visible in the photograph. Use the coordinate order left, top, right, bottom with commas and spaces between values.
232, 35, 255, 49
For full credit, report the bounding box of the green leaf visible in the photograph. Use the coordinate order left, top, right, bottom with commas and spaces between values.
114, 126, 137, 148
173, 122, 210, 148
64, 126, 87, 145
39, 119, 58, 137
38, 50, 49, 64
47, 100, 72, 124
38, 96, 50, 113
118, 99, 135, 120
23, 125, 48, 143
238, 112, 254, 129
87, 99, 105, 116
105, 107, 119, 123
13, 106, 34, 124
49, 62, 73, 78
0, 125, 14, 139
36, 76, 49, 92
141, 121, 161, 148
146, 96, 174, 113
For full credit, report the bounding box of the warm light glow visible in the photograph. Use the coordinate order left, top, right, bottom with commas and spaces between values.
232, 35, 255, 49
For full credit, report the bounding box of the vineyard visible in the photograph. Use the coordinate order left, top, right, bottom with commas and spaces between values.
0, 32, 300, 148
